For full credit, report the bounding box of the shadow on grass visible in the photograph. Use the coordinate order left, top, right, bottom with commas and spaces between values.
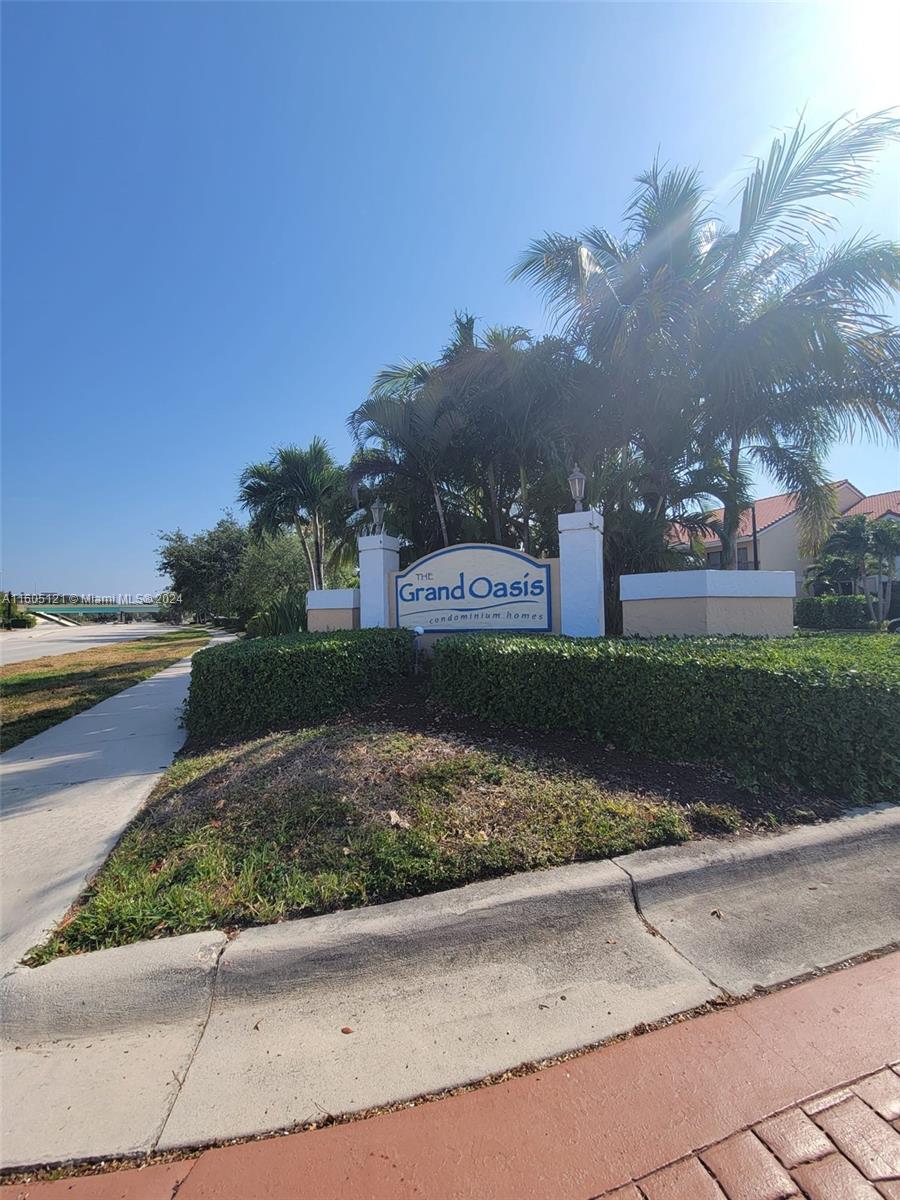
0, 646, 205, 754
0, 656, 188, 696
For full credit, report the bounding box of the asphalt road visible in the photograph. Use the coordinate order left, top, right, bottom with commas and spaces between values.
0, 622, 192, 666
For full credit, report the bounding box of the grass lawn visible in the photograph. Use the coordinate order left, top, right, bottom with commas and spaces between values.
0, 629, 211, 752
27, 706, 844, 964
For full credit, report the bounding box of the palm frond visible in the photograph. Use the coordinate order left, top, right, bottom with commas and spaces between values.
746, 440, 835, 555
723, 109, 900, 276
510, 231, 613, 329
787, 234, 900, 314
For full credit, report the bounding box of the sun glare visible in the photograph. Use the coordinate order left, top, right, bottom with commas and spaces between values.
813, 1, 900, 115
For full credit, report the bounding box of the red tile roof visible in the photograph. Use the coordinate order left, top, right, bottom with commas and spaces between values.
669, 481, 888, 548
671, 489, 803, 547
843, 490, 900, 520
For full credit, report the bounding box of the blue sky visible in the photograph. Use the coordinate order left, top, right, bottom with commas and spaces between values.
3, 1, 899, 594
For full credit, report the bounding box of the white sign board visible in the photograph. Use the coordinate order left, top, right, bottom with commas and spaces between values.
395, 544, 552, 633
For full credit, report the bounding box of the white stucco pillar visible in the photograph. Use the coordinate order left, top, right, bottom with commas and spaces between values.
557, 508, 605, 638
358, 533, 401, 628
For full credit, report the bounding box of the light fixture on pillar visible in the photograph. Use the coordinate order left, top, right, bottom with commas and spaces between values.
567, 465, 586, 513
370, 496, 386, 535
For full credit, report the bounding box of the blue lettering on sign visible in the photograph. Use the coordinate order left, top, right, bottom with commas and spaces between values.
397, 570, 547, 606
394, 545, 552, 633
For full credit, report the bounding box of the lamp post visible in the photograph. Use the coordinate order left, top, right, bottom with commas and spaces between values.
370, 496, 386, 535
567, 465, 586, 513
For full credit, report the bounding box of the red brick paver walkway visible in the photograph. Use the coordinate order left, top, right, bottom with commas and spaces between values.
4, 953, 898, 1200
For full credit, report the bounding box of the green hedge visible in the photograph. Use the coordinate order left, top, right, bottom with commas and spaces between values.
795, 594, 871, 629
431, 633, 900, 800
186, 628, 414, 739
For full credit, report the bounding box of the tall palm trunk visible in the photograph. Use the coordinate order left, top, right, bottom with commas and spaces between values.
311, 512, 325, 591
720, 435, 742, 570
860, 560, 876, 622
430, 476, 450, 547
294, 518, 320, 591
518, 463, 530, 554
485, 461, 503, 544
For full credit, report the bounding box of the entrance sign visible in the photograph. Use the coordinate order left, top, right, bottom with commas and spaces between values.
395, 544, 552, 632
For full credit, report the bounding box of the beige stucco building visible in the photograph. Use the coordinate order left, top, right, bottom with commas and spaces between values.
671, 482, 900, 588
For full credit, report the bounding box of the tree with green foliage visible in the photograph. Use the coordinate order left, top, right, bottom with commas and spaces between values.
869, 519, 900, 621
349, 361, 464, 548
513, 111, 900, 567
157, 515, 249, 620
809, 514, 900, 622
350, 312, 721, 626
238, 439, 354, 590
446, 327, 577, 554
229, 532, 311, 624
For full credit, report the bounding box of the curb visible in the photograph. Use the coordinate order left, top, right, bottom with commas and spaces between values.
3, 808, 897, 1044
1, 932, 226, 1043
214, 858, 632, 1002
616, 805, 900, 995
2, 862, 633, 1042
614, 803, 900, 898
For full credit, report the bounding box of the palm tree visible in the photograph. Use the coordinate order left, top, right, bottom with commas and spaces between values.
803, 552, 859, 597
513, 112, 900, 567
587, 447, 724, 631
445, 327, 576, 553
350, 315, 575, 554
810, 515, 900, 621
867, 519, 900, 621
238, 439, 350, 591
819, 515, 876, 619
348, 362, 463, 548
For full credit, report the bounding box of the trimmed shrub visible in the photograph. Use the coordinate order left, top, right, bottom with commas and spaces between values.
795, 594, 871, 629
431, 633, 900, 800
186, 628, 414, 739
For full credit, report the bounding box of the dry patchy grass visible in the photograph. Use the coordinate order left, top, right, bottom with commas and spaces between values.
27, 724, 695, 962
0, 630, 211, 752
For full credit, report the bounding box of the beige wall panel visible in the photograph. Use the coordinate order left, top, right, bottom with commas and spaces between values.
307, 608, 359, 633
622, 595, 793, 637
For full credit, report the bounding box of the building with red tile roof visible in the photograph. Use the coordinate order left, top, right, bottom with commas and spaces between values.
843, 490, 900, 521
671, 481, 899, 581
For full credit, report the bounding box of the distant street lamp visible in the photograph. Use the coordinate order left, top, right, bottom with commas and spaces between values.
567, 465, 586, 512
370, 496, 386, 534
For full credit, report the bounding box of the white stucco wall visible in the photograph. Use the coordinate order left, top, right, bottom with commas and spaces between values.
558, 509, 605, 637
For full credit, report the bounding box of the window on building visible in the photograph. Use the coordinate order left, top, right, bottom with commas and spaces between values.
706, 547, 753, 569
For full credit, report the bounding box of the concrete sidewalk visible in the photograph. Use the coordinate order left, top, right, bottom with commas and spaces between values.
0, 642, 219, 969
1, 806, 897, 1171
3, 952, 898, 1199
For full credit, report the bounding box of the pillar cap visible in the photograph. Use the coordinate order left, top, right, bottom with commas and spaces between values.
558, 508, 603, 533
357, 533, 402, 551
